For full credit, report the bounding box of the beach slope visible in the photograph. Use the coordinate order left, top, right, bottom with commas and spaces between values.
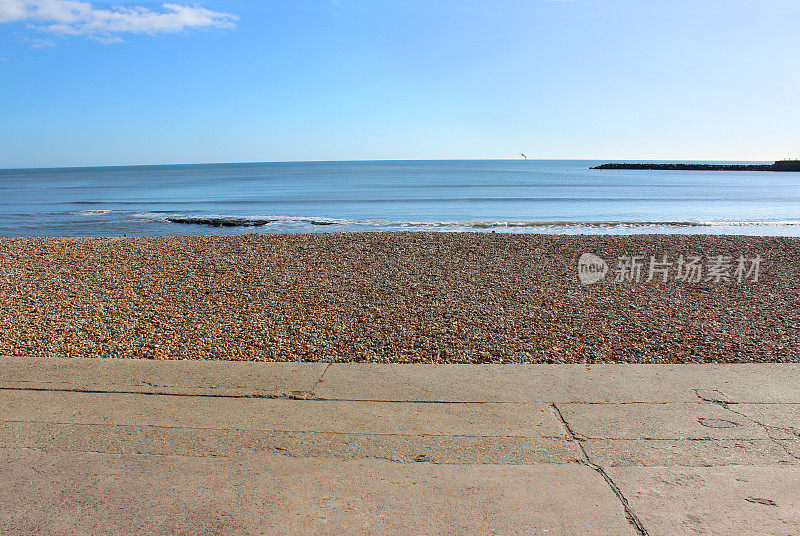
1, 233, 797, 362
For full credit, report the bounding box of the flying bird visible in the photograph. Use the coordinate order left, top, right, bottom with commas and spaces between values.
520, 153, 527, 159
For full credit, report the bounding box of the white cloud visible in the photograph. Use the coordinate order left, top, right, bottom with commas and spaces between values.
23, 35, 57, 47
0, 0, 237, 42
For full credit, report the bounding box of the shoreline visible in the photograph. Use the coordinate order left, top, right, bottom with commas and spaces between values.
1, 233, 798, 363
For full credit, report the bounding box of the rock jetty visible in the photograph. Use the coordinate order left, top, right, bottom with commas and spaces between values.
592, 160, 800, 172
167, 217, 273, 227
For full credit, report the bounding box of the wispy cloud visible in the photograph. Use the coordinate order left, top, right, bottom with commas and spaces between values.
0, 0, 238, 42
23, 35, 57, 47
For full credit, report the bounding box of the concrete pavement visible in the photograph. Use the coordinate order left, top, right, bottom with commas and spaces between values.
1, 358, 799, 535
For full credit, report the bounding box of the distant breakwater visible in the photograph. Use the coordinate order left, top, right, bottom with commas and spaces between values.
592, 160, 800, 172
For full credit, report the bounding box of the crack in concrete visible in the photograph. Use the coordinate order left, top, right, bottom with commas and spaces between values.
550, 403, 650, 536
311, 363, 332, 394
0, 385, 302, 399
583, 461, 651, 536
0, 385, 524, 404
549, 404, 590, 460
695, 389, 800, 461
287, 391, 316, 400
717, 408, 800, 461
5, 384, 800, 406
693, 389, 733, 406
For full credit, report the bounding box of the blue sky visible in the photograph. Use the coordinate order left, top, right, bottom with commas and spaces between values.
1, 0, 799, 168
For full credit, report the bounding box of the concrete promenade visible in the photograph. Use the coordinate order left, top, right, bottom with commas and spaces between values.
1, 358, 799, 535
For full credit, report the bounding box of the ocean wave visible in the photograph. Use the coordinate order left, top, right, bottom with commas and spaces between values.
151, 213, 800, 230
698, 220, 800, 226
70, 209, 112, 216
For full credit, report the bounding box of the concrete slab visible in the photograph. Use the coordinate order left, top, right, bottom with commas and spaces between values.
0, 357, 326, 397
0, 422, 581, 463
729, 404, 800, 440
0, 390, 563, 438
609, 466, 800, 536
557, 403, 771, 440
581, 439, 798, 467
5, 358, 800, 403
0, 449, 639, 536
4, 358, 800, 535
315, 363, 800, 403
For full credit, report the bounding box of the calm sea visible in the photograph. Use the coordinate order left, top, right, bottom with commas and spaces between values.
2, 160, 799, 237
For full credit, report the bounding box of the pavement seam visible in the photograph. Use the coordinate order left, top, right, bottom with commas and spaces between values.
0, 445, 238, 459
550, 403, 650, 536
6, 385, 800, 405
0, 386, 536, 404
0, 446, 565, 465
0, 385, 304, 399
567, 437, 787, 441
1, 419, 562, 438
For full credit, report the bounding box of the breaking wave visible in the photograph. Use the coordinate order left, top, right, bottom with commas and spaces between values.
146, 213, 800, 231
70, 209, 112, 216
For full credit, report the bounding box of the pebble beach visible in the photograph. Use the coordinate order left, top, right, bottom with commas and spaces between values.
1, 233, 798, 363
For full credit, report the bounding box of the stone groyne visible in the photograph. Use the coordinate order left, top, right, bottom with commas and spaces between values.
592, 160, 800, 172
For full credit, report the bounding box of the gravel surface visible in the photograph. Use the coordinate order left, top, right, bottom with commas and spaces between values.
1, 233, 798, 363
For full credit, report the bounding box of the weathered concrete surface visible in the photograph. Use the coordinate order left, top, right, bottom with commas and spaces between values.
0, 389, 578, 463
581, 439, 797, 467
558, 402, 800, 466
730, 403, 800, 440
0, 356, 327, 397
0, 422, 579, 463
0, 450, 637, 536
608, 466, 800, 536
0, 390, 562, 437
3, 357, 800, 535
559, 403, 773, 440
316, 363, 800, 403
6, 358, 800, 403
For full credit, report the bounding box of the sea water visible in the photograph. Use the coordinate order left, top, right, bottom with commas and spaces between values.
2, 160, 799, 237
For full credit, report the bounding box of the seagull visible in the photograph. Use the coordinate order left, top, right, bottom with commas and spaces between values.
520, 153, 527, 160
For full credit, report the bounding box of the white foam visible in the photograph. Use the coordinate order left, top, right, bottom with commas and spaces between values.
71, 210, 111, 216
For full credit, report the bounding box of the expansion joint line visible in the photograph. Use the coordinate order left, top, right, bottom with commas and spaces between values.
550, 403, 649, 536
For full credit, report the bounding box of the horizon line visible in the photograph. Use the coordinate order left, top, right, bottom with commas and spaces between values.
0, 157, 782, 172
